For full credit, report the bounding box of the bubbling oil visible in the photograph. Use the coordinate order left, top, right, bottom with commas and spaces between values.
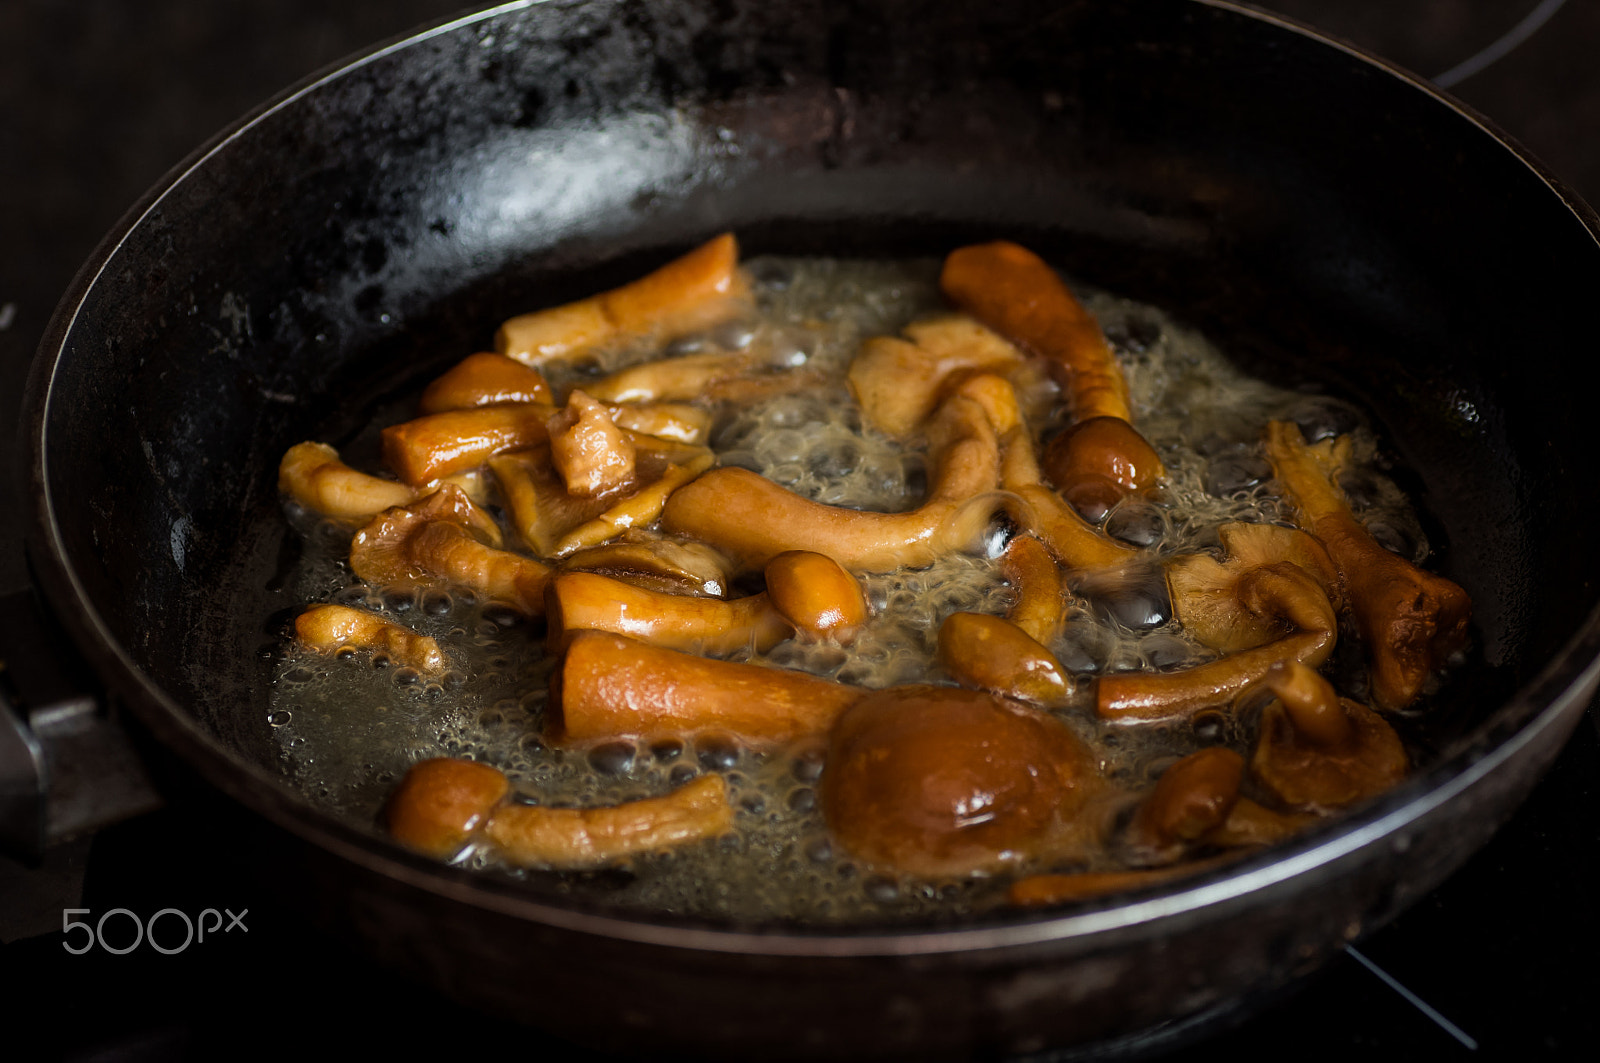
269, 254, 1431, 923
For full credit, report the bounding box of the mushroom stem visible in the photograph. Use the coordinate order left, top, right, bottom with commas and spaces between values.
999, 533, 1067, 644
384, 758, 734, 869
294, 604, 446, 673
418, 352, 553, 413
937, 612, 1075, 707
1263, 420, 1471, 710
279, 441, 417, 520
549, 631, 863, 745
544, 571, 794, 656
998, 425, 1139, 571
382, 405, 553, 485
495, 233, 749, 367
1263, 657, 1355, 749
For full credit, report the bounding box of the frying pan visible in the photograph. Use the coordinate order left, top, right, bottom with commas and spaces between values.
13, 0, 1600, 1056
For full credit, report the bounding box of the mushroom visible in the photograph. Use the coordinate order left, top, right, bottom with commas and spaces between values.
1263, 420, 1471, 711
996, 416, 1140, 571
495, 232, 750, 367
940, 240, 1164, 498
1250, 659, 1408, 811
279, 441, 418, 520
1121, 747, 1243, 864
1096, 523, 1341, 722
603, 401, 711, 445
381, 404, 553, 486
417, 351, 553, 413
545, 390, 637, 497
293, 603, 446, 674
546, 549, 864, 656
558, 534, 734, 597
847, 315, 1026, 436
936, 612, 1075, 708
819, 686, 1101, 878
999, 533, 1068, 645
548, 631, 864, 745
1007, 857, 1234, 907
385, 758, 733, 869
660, 389, 1005, 573
349, 486, 550, 616
583, 350, 761, 404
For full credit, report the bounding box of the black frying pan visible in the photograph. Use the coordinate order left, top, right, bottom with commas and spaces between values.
16, 0, 1600, 1056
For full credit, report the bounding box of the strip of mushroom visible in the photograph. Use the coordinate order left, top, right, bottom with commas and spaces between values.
547, 550, 866, 656
382, 405, 553, 486
582, 350, 763, 404
1263, 420, 1471, 711
549, 631, 863, 745
294, 603, 446, 674
350, 486, 550, 616
940, 241, 1164, 502
280, 442, 418, 520
385, 758, 733, 869
820, 686, 1105, 878
1251, 659, 1408, 811
495, 232, 750, 367
418, 352, 554, 413
559, 535, 734, 597
660, 390, 1005, 573
1000, 533, 1069, 645
1097, 523, 1341, 722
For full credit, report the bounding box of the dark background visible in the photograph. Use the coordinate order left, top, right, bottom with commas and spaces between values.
2, 1, 1597, 1059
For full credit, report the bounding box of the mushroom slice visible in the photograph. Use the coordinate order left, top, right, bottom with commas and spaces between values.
294, 603, 446, 674
546, 390, 637, 497
940, 240, 1164, 495
847, 315, 1025, 436
660, 391, 1004, 573
384, 758, 733, 869
936, 612, 1075, 708
548, 450, 715, 558
1264, 420, 1471, 711
381, 404, 554, 486
495, 233, 750, 367
549, 631, 862, 745
1251, 660, 1408, 811
1122, 747, 1243, 864
350, 486, 550, 615
417, 352, 553, 413
559, 535, 734, 597
820, 686, 1101, 878
1000, 533, 1068, 645
279, 441, 417, 520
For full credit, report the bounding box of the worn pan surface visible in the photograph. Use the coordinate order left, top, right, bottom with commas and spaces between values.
24, 0, 1600, 1056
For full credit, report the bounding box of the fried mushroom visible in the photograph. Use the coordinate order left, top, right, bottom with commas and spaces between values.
293, 603, 446, 674
847, 315, 1026, 436
546, 389, 637, 497
1263, 420, 1471, 710
417, 352, 553, 413
279, 441, 417, 520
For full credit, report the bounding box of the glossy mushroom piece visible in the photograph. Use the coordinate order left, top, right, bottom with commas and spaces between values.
1263, 420, 1471, 710
820, 686, 1100, 878
293, 603, 447, 674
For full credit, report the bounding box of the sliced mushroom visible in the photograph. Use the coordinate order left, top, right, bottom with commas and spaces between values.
293, 603, 446, 673
381, 404, 553, 486
350, 486, 550, 616
279, 441, 417, 520
820, 686, 1100, 878
385, 758, 733, 869
546, 389, 637, 497
1251, 659, 1408, 811
847, 315, 1025, 436
936, 612, 1075, 708
940, 240, 1164, 496
549, 631, 863, 745
1096, 523, 1341, 722
495, 233, 749, 367
660, 391, 1004, 573
1263, 420, 1471, 710
418, 352, 553, 413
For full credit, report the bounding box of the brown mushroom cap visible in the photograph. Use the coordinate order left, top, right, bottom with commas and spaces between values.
820, 686, 1097, 877
1251, 660, 1408, 810
384, 758, 509, 860
1042, 415, 1165, 497
1124, 747, 1243, 861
